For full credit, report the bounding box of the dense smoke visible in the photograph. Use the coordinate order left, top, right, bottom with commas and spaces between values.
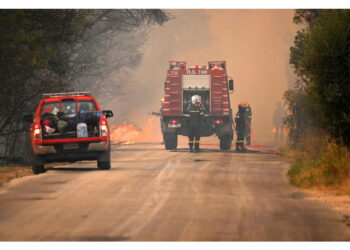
107, 10, 298, 145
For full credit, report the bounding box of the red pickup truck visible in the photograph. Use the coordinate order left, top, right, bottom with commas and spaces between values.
23, 92, 113, 174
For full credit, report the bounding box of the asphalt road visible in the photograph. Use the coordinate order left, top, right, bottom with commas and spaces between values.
0, 143, 349, 241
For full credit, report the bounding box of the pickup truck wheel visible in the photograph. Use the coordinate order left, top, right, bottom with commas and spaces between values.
32, 155, 45, 174
220, 136, 232, 150
97, 150, 111, 170
98, 161, 111, 170
164, 133, 177, 150
32, 165, 45, 174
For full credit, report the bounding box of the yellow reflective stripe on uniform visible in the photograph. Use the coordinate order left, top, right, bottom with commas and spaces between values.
189, 110, 200, 112
188, 141, 194, 143
236, 140, 244, 142
193, 141, 200, 143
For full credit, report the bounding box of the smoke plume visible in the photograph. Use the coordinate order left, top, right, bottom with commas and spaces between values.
108, 10, 298, 145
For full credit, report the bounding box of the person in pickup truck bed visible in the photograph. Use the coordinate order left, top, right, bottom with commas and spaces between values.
40, 104, 59, 135
187, 95, 206, 152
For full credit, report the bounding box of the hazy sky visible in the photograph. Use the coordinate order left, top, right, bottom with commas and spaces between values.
114, 9, 298, 144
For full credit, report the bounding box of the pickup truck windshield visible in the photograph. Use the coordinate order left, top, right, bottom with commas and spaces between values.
78, 101, 96, 112
41, 100, 97, 115
40, 102, 60, 115
62, 100, 76, 115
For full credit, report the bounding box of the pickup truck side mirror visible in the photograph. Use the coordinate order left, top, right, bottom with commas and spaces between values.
103, 110, 114, 118
23, 114, 34, 123
229, 79, 234, 91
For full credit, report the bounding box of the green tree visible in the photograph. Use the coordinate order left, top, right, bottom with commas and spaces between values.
300, 10, 350, 145
285, 9, 350, 147
0, 9, 169, 162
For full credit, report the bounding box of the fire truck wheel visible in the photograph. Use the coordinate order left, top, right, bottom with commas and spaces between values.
164, 133, 178, 150
220, 136, 232, 150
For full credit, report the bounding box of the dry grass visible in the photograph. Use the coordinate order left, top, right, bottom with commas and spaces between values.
286, 136, 350, 194
0, 165, 33, 186
0, 162, 77, 187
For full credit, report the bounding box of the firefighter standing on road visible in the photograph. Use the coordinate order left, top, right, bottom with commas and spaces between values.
244, 103, 252, 145
187, 95, 206, 152
235, 103, 247, 152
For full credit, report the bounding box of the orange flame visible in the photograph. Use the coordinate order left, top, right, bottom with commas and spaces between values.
110, 122, 141, 144
110, 117, 162, 144
272, 127, 277, 133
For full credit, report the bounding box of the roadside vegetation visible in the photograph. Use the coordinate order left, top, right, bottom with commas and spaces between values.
0, 9, 169, 184
284, 10, 350, 191
0, 9, 168, 165
285, 139, 350, 193
0, 165, 32, 186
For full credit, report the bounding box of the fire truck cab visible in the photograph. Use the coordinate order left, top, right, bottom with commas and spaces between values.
161, 61, 234, 150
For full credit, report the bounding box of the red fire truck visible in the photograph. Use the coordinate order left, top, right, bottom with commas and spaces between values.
161, 61, 234, 150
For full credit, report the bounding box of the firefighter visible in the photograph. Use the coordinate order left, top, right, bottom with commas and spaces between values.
235, 103, 247, 152
245, 103, 252, 145
187, 95, 206, 152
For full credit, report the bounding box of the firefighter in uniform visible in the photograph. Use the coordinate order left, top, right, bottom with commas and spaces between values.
187, 95, 206, 152
244, 103, 252, 145
235, 103, 247, 152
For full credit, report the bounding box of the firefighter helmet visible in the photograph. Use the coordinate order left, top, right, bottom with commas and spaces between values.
191, 95, 201, 104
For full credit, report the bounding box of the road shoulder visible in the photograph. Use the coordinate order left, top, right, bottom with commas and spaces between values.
303, 187, 350, 227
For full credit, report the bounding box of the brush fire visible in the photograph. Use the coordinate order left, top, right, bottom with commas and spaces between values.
109, 116, 161, 144
109, 123, 140, 144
